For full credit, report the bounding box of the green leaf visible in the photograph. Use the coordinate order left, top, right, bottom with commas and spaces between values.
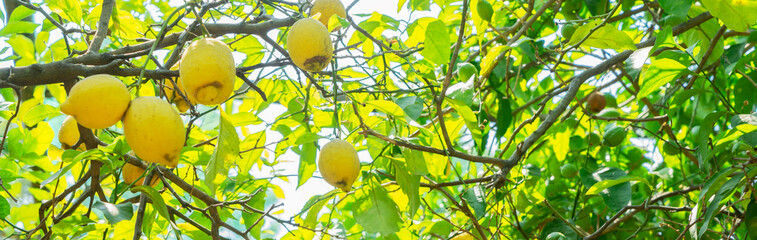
0, 21, 38, 36
390, 160, 420, 217
48, 0, 82, 24
672, 89, 711, 107
130, 186, 176, 229
420, 20, 450, 65
692, 172, 743, 239
296, 142, 317, 188
745, 198, 757, 240
463, 186, 486, 219
354, 183, 403, 235
480, 45, 512, 78
395, 96, 424, 121
22, 104, 60, 126
637, 58, 688, 99
585, 176, 650, 195
495, 97, 512, 139
579, 167, 631, 212
303, 191, 335, 229
701, 0, 757, 32
366, 100, 405, 117
403, 149, 428, 176
0, 197, 9, 219
659, 0, 693, 18
92, 201, 133, 224
293, 132, 322, 145
205, 111, 240, 193
568, 20, 637, 51
698, 112, 726, 169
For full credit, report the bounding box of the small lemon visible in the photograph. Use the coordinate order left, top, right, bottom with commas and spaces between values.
60, 74, 130, 129
310, 0, 347, 30
122, 162, 159, 187
287, 18, 333, 72
123, 97, 186, 168
317, 139, 360, 192
180, 38, 236, 106
164, 63, 194, 112
59, 115, 81, 149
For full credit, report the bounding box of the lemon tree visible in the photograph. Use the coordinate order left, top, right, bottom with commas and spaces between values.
0, 0, 757, 239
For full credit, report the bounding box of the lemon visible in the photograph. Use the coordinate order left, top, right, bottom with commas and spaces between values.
165, 63, 194, 112
58, 115, 81, 149
60, 74, 130, 129
457, 62, 477, 81
603, 126, 627, 147
560, 163, 578, 178
586, 92, 606, 113
180, 38, 236, 106
122, 162, 159, 187
317, 139, 360, 192
310, 0, 347, 30
287, 18, 333, 72
477, 0, 494, 22
123, 97, 186, 168
451, 232, 475, 240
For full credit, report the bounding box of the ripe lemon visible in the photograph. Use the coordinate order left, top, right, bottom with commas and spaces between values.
317, 139, 360, 192
310, 0, 347, 29
60, 74, 130, 129
123, 97, 186, 168
451, 232, 475, 240
287, 18, 333, 72
180, 38, 236, 106
164, 63, 194, 112
122, 162, 159, 187
59, 115, 81, 149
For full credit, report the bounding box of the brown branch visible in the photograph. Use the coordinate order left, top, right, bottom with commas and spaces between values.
86, 0, 115, 54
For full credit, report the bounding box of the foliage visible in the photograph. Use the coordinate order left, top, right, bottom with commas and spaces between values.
0, 0, 756, 239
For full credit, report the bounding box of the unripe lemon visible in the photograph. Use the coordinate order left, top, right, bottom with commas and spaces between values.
122, 162, 159, 187
560, 163, 578, 178
180, 38, 236, 106
60, 74, 130, 129
317, 139, 360, 192
123, 97, 186, 168
451, 232, 475, 240
164, 63, 194, 112
603, 126, 627, 147
457, 62, 477, 81
310, 0, 346, 30
59, 115, 80, 149
287, 18, 333, 72
586, 92, 606, 113
477, 0, 494, 22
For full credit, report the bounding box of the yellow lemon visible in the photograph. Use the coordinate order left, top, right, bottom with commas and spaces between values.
123, 97, 185, 168
310, 0, 347, 30
180, 38, 236, 106
60, 74, 130, 129
122, 162, 159, 187
451, 233, 475, 240
286, 18, 333, 72
58, 115, 80, 149
317, 139, 360, 192
164, 63, 194, 112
